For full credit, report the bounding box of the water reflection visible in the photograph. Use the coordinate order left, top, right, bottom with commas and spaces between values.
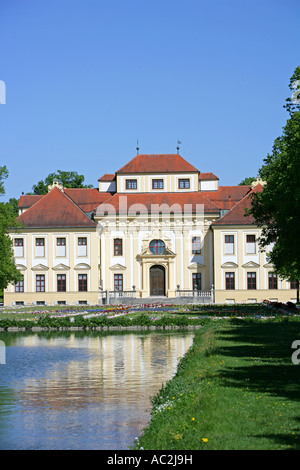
0, 331, 194, 450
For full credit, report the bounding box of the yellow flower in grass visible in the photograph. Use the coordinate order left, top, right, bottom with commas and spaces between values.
202, 438, 208, 443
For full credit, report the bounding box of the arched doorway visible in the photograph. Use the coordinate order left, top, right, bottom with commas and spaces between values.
150, 265, 165, 296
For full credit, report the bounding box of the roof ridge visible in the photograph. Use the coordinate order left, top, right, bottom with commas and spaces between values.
116, 154, 199, 173
18, 186, 97, 227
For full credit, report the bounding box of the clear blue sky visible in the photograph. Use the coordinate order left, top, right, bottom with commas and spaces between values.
0, 0, 299, 201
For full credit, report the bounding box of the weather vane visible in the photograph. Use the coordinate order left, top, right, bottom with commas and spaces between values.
177, 139, 181, 154
136, 139, 139, 154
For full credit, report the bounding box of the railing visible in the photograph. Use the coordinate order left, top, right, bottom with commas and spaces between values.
176, 285, 214, 302
109, 290, 137, 298
99, 287, 137, 303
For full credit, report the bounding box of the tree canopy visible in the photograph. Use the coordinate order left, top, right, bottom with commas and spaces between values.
0, 166, 22, 291
239, 176, 256, 186
31, 170, 93, 195
248, 67, 300, 284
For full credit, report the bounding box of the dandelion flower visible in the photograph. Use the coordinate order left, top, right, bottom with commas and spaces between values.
202, 438, 208, 443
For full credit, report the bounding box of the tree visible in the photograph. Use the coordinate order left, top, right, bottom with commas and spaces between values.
248, 67, 300, 299
0, 168, 22, 292
31, 170, 93, 195
239, 176, 256, 186
7, 198, 19, 218
0, 165, 8, 195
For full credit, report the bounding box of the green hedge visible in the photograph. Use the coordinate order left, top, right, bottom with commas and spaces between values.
0, 314, 206, 330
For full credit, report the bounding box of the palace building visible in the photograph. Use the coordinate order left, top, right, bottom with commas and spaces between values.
4, 153, 298, 306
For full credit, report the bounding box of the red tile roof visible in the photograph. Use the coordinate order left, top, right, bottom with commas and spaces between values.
18, 194, 44, 209
116, 154, 199, 174
95, 191, 220, 215
98, 173, 116, 181
18, 188, 113, 214
199, 172, 219, 180
18, 187, 97, 228
211, 184, 263, 226
203, 185, 252, 211
64, 188, 112, 212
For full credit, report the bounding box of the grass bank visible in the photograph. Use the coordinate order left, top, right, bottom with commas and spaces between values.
133, 317, 300, 450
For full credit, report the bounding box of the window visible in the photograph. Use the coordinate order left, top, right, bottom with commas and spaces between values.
225, 272, 235, 290
57, 274, 66, 292
246, 234, 256, 254
57, 237, 66, 257
35, 238, 45, 257
126, 179, 137, 190
78, 237, 87, 256
291, 280, 298, 289
178, 178, 190, 189
192, 273, 201, 291
78, 274, 87, 292
192, 236, 201, 254
247, 272, 256, 290
225, 235, 234, 254
268, 273, 278, 289
149, 239, 165, 255
152, 179, 164, 189
14, 238, 24, 257
114, 238, 123, 256
114, 274, 123, 291
15, 275, 24, 293
36, 274, 45, 292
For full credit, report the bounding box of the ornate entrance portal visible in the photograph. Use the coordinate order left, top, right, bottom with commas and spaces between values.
150, 265, 165, 296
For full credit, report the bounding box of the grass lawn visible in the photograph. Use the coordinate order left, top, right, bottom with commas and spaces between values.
133, 317, 300, 450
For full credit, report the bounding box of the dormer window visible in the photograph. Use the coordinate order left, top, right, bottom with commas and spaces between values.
126, 179, 137, 190
152, 179, 164, 189
178, 178, 190, 189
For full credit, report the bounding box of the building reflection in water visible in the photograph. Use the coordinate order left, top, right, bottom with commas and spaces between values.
0, 331, 194, 450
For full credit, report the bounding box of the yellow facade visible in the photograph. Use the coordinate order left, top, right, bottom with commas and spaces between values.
5, 228, 99, 306
211, 224, 297, 304
4, 154, 297, 306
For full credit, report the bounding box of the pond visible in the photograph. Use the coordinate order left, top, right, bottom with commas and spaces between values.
0, 330, 194, 450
